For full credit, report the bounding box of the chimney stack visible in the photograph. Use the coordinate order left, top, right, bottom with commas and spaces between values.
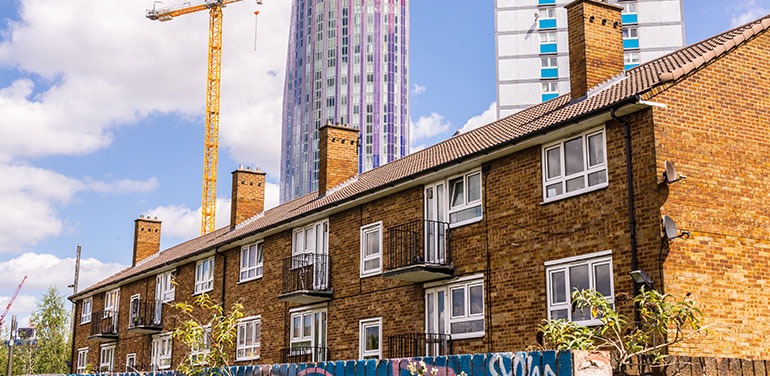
319, 121, 360, 196
133, 216, 161, 267
566, 0, 624, 99
230, 166, 267, 229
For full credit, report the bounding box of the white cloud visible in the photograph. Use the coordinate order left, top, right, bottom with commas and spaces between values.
412, 83, 426, 95
0, 163, 158, 252
0, 252, 126, 292
146, 182, 279, 240
410, 113, 451, 144
458, 102, 497, 134
730, 1, 768, 27
0, 295, 36, 326
0, 0, 291, 175
410, 144, 427, 153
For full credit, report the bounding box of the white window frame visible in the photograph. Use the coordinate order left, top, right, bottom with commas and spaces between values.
289, 306, 327, 361
621, 1, 637, 14
541, 81, 559, 95
190, 325, 211, 365
129, 294, 141, 327
425, 276, 485, 340
360, 222, 383, 277
239, 242, 264, 282
151, 333, 173, 370
76, 347, 89, 373
539, 31, 557, 45
104, 289, 119, 318
622, 27, 639, 40
194, 257, 215, 295
541, 126, 608, 203
236, 316, 262, 361
624, 51, 641, 65
539, 7, 556, 20
80, 298, 92, 324
156, 270, 176, 303
359, 318, 382, 360
545, 252, 614, 326
540, 56, 558, 69
446, 169, 483, 227
99, 344, 115, 373
292, 219, 329, 257
125, 353, 136, 372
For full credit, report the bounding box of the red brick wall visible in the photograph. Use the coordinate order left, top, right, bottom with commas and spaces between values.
230, 168, 266, 229
319, 125, 360, 196
132, 218, 161, 266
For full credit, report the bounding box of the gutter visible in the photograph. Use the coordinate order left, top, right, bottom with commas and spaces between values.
71, 95, 643, 300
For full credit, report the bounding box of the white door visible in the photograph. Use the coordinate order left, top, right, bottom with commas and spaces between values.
291, 308, 328, 361
424, 183, 447, 264
425, 288, 447, 355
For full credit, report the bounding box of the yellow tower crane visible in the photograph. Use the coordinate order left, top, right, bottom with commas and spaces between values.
146, 0, 261, 235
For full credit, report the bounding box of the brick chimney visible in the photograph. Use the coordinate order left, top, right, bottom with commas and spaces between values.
132, 216, 161, 267
319, 121, 360, 196
566, 0, 624, 99
230, 166, 267, 229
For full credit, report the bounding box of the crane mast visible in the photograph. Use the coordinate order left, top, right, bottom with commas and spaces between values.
0, 276, 27, 332
147, 0, 247, 235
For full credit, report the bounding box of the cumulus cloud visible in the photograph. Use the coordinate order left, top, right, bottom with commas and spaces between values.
0, 252, 126, 292
0, 163, 158, 252
146, 182, 279, 240
0, 295, 36, 326
729, 1, 769, 27
410, 113, 451, 145
458, 102, 497, 134
412, 83, 426, 95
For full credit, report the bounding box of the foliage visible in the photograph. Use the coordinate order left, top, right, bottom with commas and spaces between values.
172, 292, 244, 376
407, 361, 467, 376
539, 288, 708, 368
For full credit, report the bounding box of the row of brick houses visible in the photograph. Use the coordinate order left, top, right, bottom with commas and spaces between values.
69, 0, 770, 373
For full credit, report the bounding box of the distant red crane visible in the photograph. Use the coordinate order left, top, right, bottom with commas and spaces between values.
0, 276, 27, 332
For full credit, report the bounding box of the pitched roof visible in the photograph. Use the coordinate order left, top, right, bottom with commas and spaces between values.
71, 13, 770, 300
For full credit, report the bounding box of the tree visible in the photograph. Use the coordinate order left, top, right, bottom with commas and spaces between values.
538, 288, 709, 373
29, 287, 72, 374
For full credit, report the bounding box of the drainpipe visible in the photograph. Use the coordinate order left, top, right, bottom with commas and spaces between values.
215, 247, 226, 307
610, 108, 641, 325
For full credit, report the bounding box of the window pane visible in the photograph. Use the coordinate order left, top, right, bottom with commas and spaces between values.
366, 230, 379, 256
588, 171, 607, 186
569, 265, 590, 292
426, 293, 435, 333
467, 173, 481, 202
546, 147, 561, 179
551, 271, 566, 304
449, 177, 464, 208
364, 259, 379, 271
594, 263, 612, 297
293, 316, 301, 338
450, 319, 483, 334
566, 176, 585, 192
551, 309, 569, 320
449, 205, 482, 224
365, 325, 379, 351
451, 288, 465, 317
587, 133, 605, 167
564, 137, 584, 175
249, 245, 257, 267
303, 314, 312, 337
469, 285, 483, 315
257, 244, 264, 264
438, 291, 445, 334
546, 183, 563, 198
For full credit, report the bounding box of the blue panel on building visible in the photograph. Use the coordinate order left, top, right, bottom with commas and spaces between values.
624, 64, 640, 70
622, 14, 638, 24
623, 39, 639, 49
541, 68, 559, 78
542, 93, 559, 102
539, 19, 557, 29
540, 43, 558, 54
538, 0, 556, 4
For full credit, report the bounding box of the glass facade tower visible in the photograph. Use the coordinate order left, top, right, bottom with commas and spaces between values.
280, 0, 410, 202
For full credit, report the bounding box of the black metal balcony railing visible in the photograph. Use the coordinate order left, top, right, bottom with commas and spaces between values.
281, 254, 331, 295
387, 220, 451, 271
89, 310, 119, 338
128, 299, 163, 331
280, 346, 329, 364
387, 333, 452, 358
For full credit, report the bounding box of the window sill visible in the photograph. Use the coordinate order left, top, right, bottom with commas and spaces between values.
449, 216, 483, 229
236, 355, 261, 362
80, 320, 91, 325
540, 183, 608, 205
237, 275, 263, 285
192, 287, 214, 296
360, 269, 382, 279
450, 332, 485, 340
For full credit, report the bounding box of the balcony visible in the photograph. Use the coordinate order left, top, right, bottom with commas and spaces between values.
388, 333, 452, 358
88, 310, 119, 342
384, 220, 453, 283
278, 254, 332, 304
280, 346, 329, 363
127, 299, 164, 334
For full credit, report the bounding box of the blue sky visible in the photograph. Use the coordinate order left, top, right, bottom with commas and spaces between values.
0, 0, 766, 323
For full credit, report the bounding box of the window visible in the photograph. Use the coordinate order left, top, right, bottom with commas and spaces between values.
194, 257, 215, 294
156, 270, 175, 303
151, 333, 172, 370
240, 242, 264, 282
425, 276, 484, 339
447, 170, 483, 226
126, 353, 136, 372
190, 326, 211, 365
290, 307, 327, 361
542, 81, 559, 95
236, 317, 262, 361
359, 318, 382, 359
621, 1, 637, 14
622, 27, 638, 39
99, 344, 115, 373
546, 252, 614, 325
80, 298, 92, 324
292, 220, 329, 257
541, 57, 557, 68
539, 7, 556, 19
624, 51, 641, 65
77, 348, 88, 373
542, 127, 608, 202
129, 294, 140, 327
104, 289, 119, 319
360, 222, 383, 277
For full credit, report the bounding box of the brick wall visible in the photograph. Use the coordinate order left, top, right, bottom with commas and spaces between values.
230, 168, 266, 229
132, 217, 161, 266
319, 124, 360, 196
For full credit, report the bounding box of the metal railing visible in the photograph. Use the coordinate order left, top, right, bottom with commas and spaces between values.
128, 299, 163, 329
90, 310, 119, 337
280, 346, 329, 363
386, 220, 451, 271
281, 254, 331, 295
387, 333, 452, 358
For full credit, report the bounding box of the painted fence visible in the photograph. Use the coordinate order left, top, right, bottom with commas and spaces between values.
73, 351, 612, 376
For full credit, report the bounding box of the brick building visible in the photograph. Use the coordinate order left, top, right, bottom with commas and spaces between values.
69, 1, 770, 372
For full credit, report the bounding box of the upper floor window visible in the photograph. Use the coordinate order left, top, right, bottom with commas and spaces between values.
621, 1, 637, 14
542, 127, 608, 202
360, 222, 383, 277
545, 252, 614, 326
99, 344, 115, 373
539, 7, 556, 20
240, 242, 264, 282
541, 57, 558, 69
80, 298, 92, 324
151, 333, 172, 370
540, 32, 557, 45
104, 289, 119, 316
77, 348, 88, 373
194, 257, 215, 295
425, 276, 484, 340
293, 220, 329, 256
622, 27, 638, 39
448, 170, 483, 226
236, 316, 261, 361
156, 270, 175, 303
359, 318, 382, 359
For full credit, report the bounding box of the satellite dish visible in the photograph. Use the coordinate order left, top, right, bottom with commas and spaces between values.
663, 161, 686, 184
663, 215, 690, 241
